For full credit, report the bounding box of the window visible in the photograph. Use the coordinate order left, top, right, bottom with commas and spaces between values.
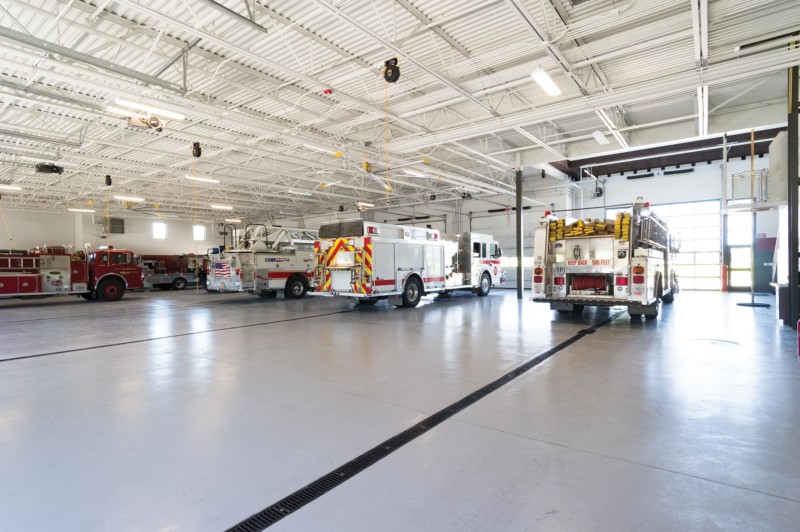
152, 222, 167, 240
490, 243, 502, 258
111, 252, 131, 265
481, 243, 487, 258
473, 242, 481, 257
193, 224, 206, 241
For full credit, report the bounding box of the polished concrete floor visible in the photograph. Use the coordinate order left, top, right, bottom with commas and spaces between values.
0, 289, 797, 530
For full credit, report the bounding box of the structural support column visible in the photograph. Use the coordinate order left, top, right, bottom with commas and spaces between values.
73, 213, 84, 251
516, 169, 524, 299
788, 63, 799, 327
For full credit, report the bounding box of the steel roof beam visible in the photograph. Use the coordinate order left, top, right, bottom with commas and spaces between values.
394, 0, 471, 59
310, 0, 499, 117
0, 26, 183, 94
390, 47, 800, 153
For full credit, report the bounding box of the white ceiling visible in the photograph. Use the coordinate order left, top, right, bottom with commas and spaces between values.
0, 0, 797, 221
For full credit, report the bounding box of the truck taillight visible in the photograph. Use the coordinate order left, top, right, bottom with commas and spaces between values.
367, 226, 377, 234
553, 277, 565, 286
534, 267, 543, 275
616, 277, 628, 286
533, 275, 543, 283
633, 275, 645, 284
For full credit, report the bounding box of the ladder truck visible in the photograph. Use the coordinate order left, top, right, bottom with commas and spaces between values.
205, 224, 317, 298
312, 219, 505, 307
530, 198, 678, 319
0, 245, 143, 302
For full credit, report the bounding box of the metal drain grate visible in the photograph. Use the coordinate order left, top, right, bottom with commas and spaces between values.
227, 312, 623, 531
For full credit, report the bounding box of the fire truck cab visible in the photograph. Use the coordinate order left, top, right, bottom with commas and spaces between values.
0, 246, 143, 302
530, 198, 677, 319
313, 219, 505, 307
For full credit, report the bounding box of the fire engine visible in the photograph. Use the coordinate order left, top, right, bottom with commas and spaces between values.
312, 219, 505, 307
530, 197, 677, 319
140, 254, 205, 290
205, 224, 317, 298
0, 245, 144, 302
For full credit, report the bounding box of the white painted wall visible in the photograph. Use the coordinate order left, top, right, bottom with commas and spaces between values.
0, 209, 218, 254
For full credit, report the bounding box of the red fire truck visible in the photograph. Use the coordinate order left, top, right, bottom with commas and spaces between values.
0, 245, 143, 302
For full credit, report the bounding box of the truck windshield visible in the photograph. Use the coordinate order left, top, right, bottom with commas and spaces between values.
319, 219, 364, 239
490, 243, 502, 258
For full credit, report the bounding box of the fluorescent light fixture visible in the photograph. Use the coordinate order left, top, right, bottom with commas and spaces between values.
184, 175, 220, 184
531, 67, 561, 97
113, 98, 186, 121
287, 189, 312, 196
697, 85, 709, 137
210, 204, 234, 210
357, 201, 374, 208
68, 208, 96, 213
303, 144, 342, 157
592, 130, 610, 145
113, 195, 145, 203
0, 184, 22, 191
224, 218, 242, 223
404, 169, 427, 177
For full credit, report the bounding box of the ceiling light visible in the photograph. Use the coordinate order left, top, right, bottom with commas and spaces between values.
592, 130, 610, 145
287, 189, 312, 196
404, 169, 427, 177
113, 195, 145, 203
531, 67, 561, 97
113, 98, 186, 121
0, 184, 22, 191
184, 175, 220, 184
68, 208, 96, 213
224, 218, 242, 223
697, 85, 709, 137
210, 204, 234, 210
357, 201, 375, 208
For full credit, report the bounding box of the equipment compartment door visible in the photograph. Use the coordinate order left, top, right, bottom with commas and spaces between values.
424, 244, 445, 288
373, 242, 396, 292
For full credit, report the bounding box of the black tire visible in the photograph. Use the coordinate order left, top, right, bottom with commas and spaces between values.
97, 279, 125, 302
157, 284, 171, 290
80, 292, 94, 301
629, 313, 642, 319
661, 293, 674, 304
556, 309, 571, 315
477, 273, 491, 297
285, 276, 308, 299
400, 277, 422, 308
172, 277, 188, 290
356, 298, 378, 306
645, 313, 657, 320
572, 304, 585, 315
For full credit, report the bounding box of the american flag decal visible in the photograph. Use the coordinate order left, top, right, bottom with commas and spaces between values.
214, 262, 231, 277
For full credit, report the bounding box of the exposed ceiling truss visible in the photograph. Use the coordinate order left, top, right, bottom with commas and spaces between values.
0, 0, 796, 222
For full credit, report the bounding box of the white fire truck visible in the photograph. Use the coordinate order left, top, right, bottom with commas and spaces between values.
205, 224, 317, 298
531, 197, 677, 319
312, 219, 505, 307
0, 245, 144, 302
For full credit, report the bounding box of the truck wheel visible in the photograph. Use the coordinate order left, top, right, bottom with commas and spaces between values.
477, 273, 491, 296
80, 292, 95, 301
400, 277, 422, 308
172, 277, 188, 290
97, 279, 125, 302
661, 292, 674, 304
285, 276, 308, 299
629, 312, 642, 319
356, 298, 378, 306
156, 284, 171, 290
572, 304, 585, 315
